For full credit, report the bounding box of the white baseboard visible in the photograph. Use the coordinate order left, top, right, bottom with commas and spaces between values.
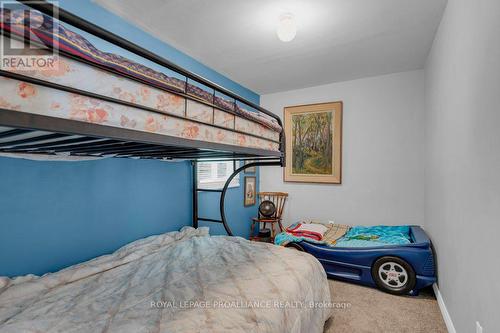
433, 283, 456, 333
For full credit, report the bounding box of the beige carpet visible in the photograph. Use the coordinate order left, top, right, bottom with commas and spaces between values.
324, 280, 447, 333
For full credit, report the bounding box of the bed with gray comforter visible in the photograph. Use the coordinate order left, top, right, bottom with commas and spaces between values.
0, 227, 331, 333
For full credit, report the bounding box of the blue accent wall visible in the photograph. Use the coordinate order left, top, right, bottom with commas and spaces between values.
0, 158, 191, 277
0, 1, 260, 277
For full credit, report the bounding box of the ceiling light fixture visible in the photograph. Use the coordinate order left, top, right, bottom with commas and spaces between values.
276, 13, 297, 42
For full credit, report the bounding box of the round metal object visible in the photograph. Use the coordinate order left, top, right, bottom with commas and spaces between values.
259, 200, 276, 217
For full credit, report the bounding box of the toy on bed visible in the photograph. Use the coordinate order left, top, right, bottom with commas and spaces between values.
276, 223, 436, 296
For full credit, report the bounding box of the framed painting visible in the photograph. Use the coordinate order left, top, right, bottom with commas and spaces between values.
244, 160, 256, 173
284, 101, 342, 184
244, 176, 257, 206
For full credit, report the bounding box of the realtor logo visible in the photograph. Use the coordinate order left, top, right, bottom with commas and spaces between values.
0, 0, 59, 71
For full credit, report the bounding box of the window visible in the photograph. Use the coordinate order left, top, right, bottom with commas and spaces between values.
197, 161, 239, 189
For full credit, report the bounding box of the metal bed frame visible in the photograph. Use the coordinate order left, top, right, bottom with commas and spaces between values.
0, 0, 285, 236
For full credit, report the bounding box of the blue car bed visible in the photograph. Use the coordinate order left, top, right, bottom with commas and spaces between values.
276, 225, 436, 296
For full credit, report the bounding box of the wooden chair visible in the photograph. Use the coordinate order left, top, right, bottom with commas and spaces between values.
250, 192, 288, 241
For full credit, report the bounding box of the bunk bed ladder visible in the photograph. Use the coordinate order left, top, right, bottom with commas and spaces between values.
192, 161, 230, 235
192, 159, 283, 236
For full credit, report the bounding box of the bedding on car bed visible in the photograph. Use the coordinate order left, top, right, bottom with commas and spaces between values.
275, 224, 412, 248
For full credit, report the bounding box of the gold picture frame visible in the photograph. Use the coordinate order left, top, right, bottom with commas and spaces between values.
284, 101, 343, 184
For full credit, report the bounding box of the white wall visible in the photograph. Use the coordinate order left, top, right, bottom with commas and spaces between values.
261, 70, 425, 227
424, 0, 500, 331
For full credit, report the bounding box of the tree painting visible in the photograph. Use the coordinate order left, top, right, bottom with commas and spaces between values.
291, 111, 333, 175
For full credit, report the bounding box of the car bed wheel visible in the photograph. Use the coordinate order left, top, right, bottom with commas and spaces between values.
371, 256, 416, 295
285, 243, 304, 251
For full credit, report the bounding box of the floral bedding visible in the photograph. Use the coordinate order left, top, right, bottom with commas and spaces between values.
0, 34, 280, 151
0, 8, 282, 133
0, 75, 280, 152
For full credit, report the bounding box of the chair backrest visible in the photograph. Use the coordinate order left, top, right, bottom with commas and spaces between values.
258, 192, 288, 219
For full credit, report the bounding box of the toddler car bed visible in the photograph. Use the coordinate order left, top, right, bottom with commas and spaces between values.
278, 225, 436, 296
0, 227, 331, 333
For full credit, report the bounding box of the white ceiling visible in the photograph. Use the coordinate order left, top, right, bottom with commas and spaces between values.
95, 0, 447, 94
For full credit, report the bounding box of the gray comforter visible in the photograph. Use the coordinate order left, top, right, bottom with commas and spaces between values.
0, 227, 331, 332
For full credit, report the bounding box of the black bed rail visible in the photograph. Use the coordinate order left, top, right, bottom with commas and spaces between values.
16, 0, 282, 128
0, 69, 280, 146
193, 159, 282, 236
0, 109, 282, 159
12, 0, 285, 160
9, 0, 286, 236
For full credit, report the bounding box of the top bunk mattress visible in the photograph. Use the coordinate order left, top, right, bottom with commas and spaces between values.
0, 8, 282, 153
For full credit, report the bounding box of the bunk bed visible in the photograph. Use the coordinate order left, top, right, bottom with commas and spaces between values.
0, 1, 331, 332
0, 0, 285, 235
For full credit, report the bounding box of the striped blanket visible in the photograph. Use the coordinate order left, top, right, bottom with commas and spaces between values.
276, 223, 350, 246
